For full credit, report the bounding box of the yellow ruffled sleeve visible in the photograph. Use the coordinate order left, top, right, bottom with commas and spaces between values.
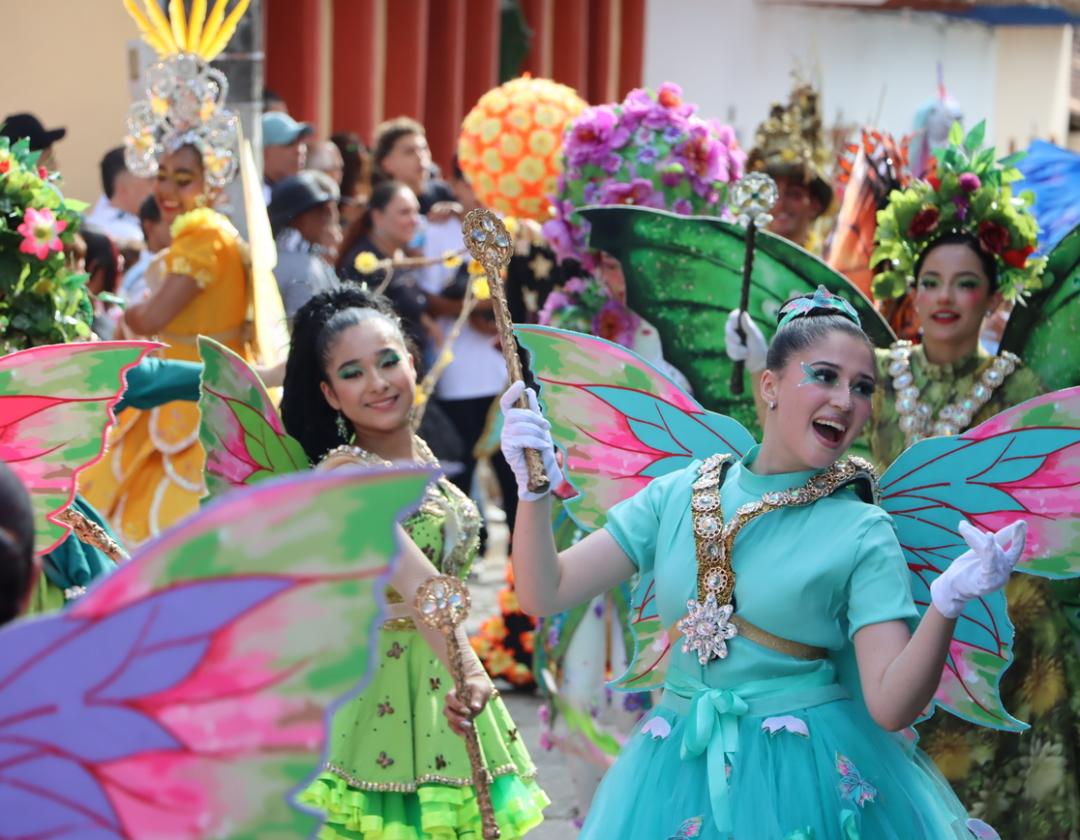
165, 209, 235, 289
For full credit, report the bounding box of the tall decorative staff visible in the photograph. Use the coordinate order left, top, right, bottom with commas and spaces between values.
728, 173, 778, 394
462, 208, 549, 494
415, 576, 501, 839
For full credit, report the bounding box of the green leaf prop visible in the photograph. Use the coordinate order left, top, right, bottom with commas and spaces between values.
1000, 222, 1080, 391
582, 205, 894, 431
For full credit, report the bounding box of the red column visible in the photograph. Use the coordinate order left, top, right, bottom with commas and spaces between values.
617, 0, 646, 98
551, 0, 588, 97
423, 0, 466, 173
520, 0, 553, 79
587, 0, 615, 103
264, 0, 324, 129
331, 0, 380, 142
462, 0, 500, 117
383, 0, 430, 120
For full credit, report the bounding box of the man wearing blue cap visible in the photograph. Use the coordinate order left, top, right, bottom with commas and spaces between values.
262, 111, 313, 203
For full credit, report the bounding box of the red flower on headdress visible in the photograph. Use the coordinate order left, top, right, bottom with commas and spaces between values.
978, 220, 1010, 256
926, 174, 941, 191
658, 85, 684, 109
908, 205, 940, 239
1002, 245, 1035, 269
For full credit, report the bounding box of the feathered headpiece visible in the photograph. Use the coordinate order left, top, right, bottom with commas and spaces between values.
122, 0, 251, 189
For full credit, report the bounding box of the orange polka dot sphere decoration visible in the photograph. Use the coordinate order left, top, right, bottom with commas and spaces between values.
457, 76, 587, 221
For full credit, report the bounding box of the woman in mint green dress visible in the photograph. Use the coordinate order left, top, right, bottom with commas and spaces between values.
499, 292, 1025, 839
280, 287, 548, 839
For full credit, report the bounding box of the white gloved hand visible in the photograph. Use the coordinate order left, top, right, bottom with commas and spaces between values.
724, 309, 768, 374
930, 520, 1027, 619
499, 381, 565, 502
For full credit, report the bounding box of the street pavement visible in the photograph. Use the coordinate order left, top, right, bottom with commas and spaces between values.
467, 512, 583, 839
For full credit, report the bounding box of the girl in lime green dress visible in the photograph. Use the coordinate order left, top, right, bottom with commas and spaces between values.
280, 287, 548, 839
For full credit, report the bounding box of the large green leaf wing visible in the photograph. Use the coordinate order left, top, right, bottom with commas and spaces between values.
1000, 222, 1080, 391
582, 205, 895, 432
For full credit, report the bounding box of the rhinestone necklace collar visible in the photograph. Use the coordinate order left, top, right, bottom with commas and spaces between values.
676, 453, 878, 665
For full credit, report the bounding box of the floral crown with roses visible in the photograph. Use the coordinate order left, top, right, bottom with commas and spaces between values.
870, 120, 1044, 302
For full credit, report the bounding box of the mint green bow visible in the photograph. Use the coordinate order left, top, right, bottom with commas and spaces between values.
680, 687, 749, 832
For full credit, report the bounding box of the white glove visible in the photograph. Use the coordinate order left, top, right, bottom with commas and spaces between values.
930, 520, 1027, 619
724, 309, 768, 374
499, 381, 565, 502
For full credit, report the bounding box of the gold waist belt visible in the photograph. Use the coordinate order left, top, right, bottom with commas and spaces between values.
670, 616, 827, 661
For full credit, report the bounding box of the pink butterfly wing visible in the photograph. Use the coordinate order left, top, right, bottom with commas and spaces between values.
0, 341, 160, 554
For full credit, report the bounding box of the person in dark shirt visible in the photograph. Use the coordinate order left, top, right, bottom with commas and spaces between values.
370, 117, 459, 218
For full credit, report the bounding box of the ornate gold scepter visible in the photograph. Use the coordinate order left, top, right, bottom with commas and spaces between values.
415, 576, 501, 839
462, 208, 549, 496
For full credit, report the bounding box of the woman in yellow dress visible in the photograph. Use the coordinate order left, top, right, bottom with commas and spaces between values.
81, 1, 254, 545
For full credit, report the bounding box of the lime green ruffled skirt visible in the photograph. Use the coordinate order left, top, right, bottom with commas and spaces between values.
299, 627, 549, 839
302, 771, 549, 839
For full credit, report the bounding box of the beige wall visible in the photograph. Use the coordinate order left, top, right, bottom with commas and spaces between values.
0, 1, 139, 204
994, 26, 1073, 151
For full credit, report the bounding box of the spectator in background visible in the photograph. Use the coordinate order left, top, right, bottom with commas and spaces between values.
263, 88, 288, 113
419, 157, 518, 529
331, 131, 370, 228
86, 147, 153, 244
262, 111, 312, 202
120, 195, 171, 307
1, 112, 65, 170
269, 170, 342, 320
79, 228, 124, 339
307, 140, 344, 186
339, 180, 463, 368
371, 117, 458, 217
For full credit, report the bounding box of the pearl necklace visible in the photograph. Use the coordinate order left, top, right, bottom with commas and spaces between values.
888, 341, 1019, 446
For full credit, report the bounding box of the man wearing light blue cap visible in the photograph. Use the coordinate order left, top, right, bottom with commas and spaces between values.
262, 111, 313, 203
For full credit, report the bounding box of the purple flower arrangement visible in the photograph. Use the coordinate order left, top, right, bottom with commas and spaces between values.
543, 82, 746, 267
538, 275, 641, 348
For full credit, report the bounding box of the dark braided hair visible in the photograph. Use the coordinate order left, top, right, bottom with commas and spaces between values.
281, 286, 411, 464
766, 296, 875, 373
0, 461, 35, 626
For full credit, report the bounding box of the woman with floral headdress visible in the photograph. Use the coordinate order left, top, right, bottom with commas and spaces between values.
81, 0, 261, 546
727, 122, 1080, 837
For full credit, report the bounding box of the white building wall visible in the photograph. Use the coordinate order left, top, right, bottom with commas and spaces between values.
642, 0, 1069, 156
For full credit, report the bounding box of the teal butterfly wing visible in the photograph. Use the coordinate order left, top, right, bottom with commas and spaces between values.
581, 205, 896, 432
1000, 222, 1080, 392
516, 324, 755, 690
881, 385, 1080, 731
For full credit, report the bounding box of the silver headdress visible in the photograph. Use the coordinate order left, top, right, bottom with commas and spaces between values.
122, 0, 251, 189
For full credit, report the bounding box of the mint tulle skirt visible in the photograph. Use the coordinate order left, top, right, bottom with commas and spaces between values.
580, 695, 993, 840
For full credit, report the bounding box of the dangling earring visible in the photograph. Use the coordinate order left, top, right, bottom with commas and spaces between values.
768, 400, 777, 411
194, 193, 207, 208
336, 412, 350, 440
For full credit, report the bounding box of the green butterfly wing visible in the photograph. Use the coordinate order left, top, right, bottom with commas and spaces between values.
1000, 222, 1080, 391
582, 205, 895, 430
